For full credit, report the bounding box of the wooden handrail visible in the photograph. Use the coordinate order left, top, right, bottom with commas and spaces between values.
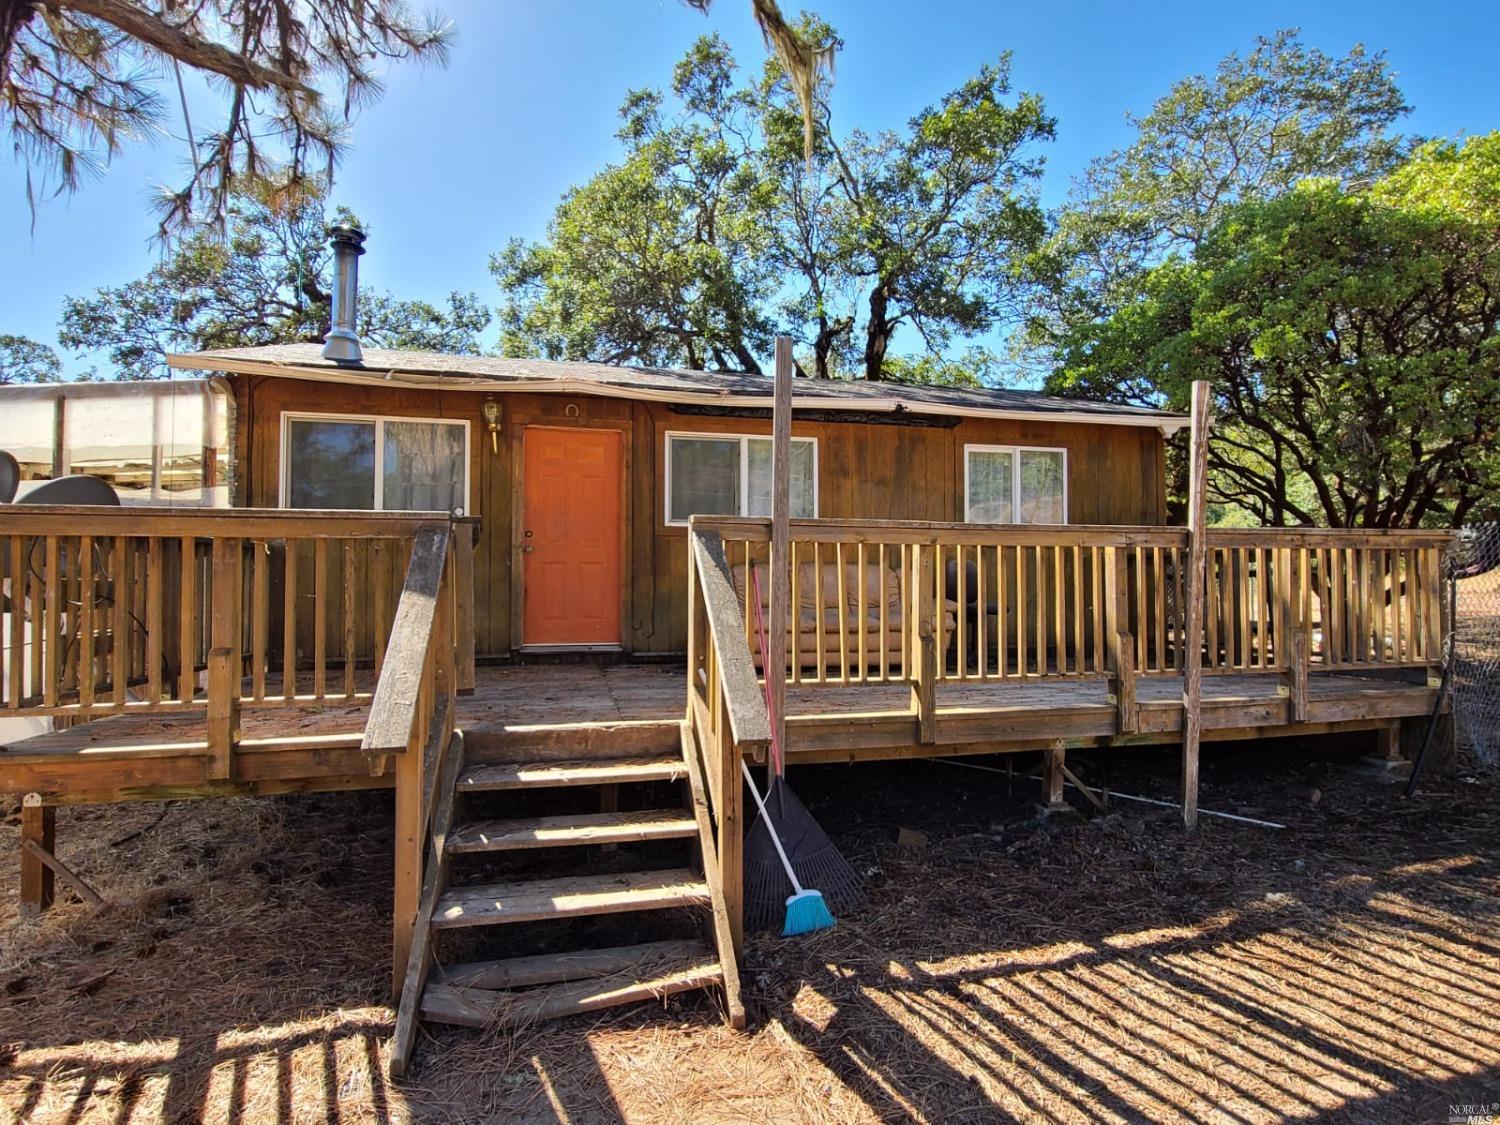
696, 515, 1453, 551
1205, 528, 1451, 549
695, 516, 1189, 548
362, 526, 452, 755
0, 506, 452, 539
689, 529, 771, 748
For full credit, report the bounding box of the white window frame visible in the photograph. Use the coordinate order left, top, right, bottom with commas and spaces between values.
963, 444, 1069, 525
663, 430, 819, 527
279, 411, 471, 515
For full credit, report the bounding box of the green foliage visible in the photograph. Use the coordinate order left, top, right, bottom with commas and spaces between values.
494, 31, 1052, 382
60, 183, 490, 379
1051, 134, 1500, 528
493, 36, 773, 373
834, 55, 1053, 380
0, 335, 63, 384
2, 0, 451, 237
1028, 30, 1409, 381
880, 347, 1003, 388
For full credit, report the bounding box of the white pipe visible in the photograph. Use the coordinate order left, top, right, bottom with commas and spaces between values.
924, 756, 1287, 829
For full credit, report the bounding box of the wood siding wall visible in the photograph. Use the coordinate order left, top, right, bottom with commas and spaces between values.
241, 376, 1167, 657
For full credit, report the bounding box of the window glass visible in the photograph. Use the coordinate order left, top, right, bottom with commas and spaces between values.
383, 420, 467, 513
1019, 449, 1066, 524
287, 419, 375, 509
746, 438, 815, 518
65, 395, 155, 499
669, 436, 740, 522
966, 449, 1015, 523
0, 400, 57, 486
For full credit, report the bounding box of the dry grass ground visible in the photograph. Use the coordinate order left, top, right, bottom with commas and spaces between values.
0, 739, 1495, 1123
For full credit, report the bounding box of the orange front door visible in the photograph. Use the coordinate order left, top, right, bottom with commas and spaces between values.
521, 427, 622, 646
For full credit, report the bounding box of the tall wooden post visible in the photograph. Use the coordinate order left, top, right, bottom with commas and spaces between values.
768, 338, 793, 774
1181, 381, 1212, 829
206, 537, 242, 781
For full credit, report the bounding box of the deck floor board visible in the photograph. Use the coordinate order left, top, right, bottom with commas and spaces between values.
0, 663, 1436, 786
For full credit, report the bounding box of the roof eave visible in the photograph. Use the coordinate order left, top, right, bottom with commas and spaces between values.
166, 352, 1190, 433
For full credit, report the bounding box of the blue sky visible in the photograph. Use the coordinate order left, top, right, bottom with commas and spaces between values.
3, 0, 1496, 379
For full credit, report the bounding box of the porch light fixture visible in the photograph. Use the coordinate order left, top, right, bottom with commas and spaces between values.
482, 399, 501, 453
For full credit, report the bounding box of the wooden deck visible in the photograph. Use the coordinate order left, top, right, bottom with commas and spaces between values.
0, 661, 1437, 804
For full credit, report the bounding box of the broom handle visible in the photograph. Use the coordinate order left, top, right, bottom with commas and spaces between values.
741, 757, 806, 896
748, 562, 785, 778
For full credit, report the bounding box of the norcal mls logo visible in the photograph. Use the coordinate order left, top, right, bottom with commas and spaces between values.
1449, 1105, 1498, 1125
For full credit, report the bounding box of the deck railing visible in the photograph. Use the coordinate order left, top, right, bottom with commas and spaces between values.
0, 507, 475, 770
684, 527, 772, 952
692, 516, 1450, 737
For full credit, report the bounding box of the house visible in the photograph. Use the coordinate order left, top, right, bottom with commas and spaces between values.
0, 233, 1453, 1074
163, 341, 1183, 659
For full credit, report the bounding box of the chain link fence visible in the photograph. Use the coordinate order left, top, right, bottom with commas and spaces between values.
1452, 524, 1500, 768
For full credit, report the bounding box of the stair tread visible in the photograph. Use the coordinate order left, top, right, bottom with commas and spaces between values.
447, 809, 698, 853
437, 939, 714, 990
432, 868, 710, 928
421, 953, 723, 1029
455, 756, 686, 791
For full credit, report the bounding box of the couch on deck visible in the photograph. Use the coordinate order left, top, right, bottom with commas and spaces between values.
731, 561, 957, 672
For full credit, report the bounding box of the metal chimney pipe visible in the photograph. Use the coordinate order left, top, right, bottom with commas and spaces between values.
322, 222, 366, 363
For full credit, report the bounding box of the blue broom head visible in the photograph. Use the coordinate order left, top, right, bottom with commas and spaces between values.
782, 889, 836, 937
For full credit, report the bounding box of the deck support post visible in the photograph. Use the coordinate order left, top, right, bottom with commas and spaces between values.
911, 543, 937, 744
1288, 631, 1310, 722
19, 793, 54, 917
207, 537, 242, 781
715, 697, 744, 956
1114, 632, 1138, 735
391, 740, 423, 1000
1181, 380, 1212, 830
768, 338, 793, 766
1040, 743, 1067, 813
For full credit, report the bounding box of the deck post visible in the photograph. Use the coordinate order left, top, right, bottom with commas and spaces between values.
206, 537, 243, 780
1041, 743, 1067, 811
1104, 550, 1136, 732
910, 543, 937, 744
1181, 380, 1212, 830
19, 793, 54, 916
391, 740, 423, 999
768, 338, 793, 770
1288, 630, 1310, 722
454, 522, 477, 693
1374, 719, 1404, 762
715, 695, 744, 955
1115, 633, 1138, 734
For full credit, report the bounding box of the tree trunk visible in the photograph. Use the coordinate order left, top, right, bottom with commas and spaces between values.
812, 314, 852, 379
863, 282, 895, 381
729, 339, 763, 376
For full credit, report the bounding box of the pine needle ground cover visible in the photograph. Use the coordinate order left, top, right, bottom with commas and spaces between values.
0, 743, 1494, 1123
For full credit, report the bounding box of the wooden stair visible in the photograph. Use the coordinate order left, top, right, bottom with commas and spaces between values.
432, 868, 711, 927
447, 809, 698, 853
422, 940, 723, 1029
387, 723, 743, 1076
455, 756, 687, 791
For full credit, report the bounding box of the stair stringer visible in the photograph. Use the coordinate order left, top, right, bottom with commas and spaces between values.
678, 721, 746, 1029
389, 729, 466, 1078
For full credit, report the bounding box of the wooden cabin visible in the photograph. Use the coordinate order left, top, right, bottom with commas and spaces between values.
0, 336, 1453, 1074
166, 343, 1182, 659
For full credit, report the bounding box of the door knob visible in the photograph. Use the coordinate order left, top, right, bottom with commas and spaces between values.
521, 544, 535, 553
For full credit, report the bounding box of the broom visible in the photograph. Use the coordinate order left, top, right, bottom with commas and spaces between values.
742, 562, 865, 934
